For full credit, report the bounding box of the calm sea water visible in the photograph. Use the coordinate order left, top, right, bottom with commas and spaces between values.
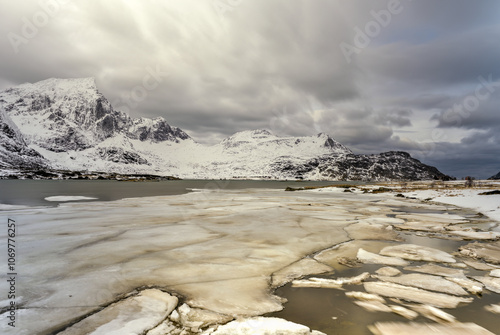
0, 179, 360, 206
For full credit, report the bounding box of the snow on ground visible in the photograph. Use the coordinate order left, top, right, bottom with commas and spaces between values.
306, 180, 500, 223
402, 182, 500, 222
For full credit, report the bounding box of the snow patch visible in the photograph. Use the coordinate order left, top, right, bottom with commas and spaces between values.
45, 196, 98, 202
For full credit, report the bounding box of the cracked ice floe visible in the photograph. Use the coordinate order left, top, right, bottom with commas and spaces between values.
375, 267, 401, 277
394, 221, 448, 233
389, 305, 419, 320
354, 300, 392, 313
460, 241, 500, 265
396, 213, 468, 225
471, 276, 500, 294
168, 303, 232, 333
445, 276, 483, 295
313, 240, 393, 269
363, 282, 473, 308
404, 264, 466, 278
484, 304, 500, 314
407, 304, 456, 323
45, 196, 98, 201
373, 273, 469, 296
292, 272, 370, 289
344, 221, 401, 241
345, 291, 386, 303
357, 248, 409, 266
368, 322, 494, 335
380, 244, 456, 263
490, 269, 500, 278
462, 259, 500, 271
446, 230, 500, 240
271, 257, 333, 288
350, 297, 418, 320
203, 317, 326, 335
58, 289, 178, 335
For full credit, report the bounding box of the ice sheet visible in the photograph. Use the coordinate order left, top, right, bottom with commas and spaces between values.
1, 185, 498, 334
0, 189, 376, 333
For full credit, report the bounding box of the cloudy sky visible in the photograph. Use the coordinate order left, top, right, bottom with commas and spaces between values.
1, 0, 499, 178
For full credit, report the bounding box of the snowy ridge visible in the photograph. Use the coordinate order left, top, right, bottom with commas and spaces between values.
221, 130, 352, 156
0, 77, 190, 153
0, 78, 452, 181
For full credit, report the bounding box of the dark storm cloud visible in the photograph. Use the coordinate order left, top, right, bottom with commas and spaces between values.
418, 136, 500, 179
0, 0, 499, 178
361, 27, 500, 89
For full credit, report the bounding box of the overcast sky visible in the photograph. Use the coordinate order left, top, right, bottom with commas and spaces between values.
1, 0, 499, 178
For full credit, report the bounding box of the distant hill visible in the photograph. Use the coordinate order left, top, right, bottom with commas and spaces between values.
488, 171, 500, 180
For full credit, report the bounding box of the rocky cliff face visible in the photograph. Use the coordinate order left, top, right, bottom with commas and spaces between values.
0, 78, 190, 152
270, 151, 452, 181
0, 77, 453, 181
0, 106, 47, 170
128, 117, 190, 143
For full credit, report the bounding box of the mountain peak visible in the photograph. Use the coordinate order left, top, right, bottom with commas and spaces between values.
221, 129, 274, 144
15, 77, 97, 94
0, 77, 190, 152
251, 129, 273, 136
235, 129, 273, 138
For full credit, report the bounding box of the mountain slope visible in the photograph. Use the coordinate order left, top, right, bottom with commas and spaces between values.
0, 106, 47, 170
0, 77, 190, 152
0, 78, 452, 181
488, 171, 500, 180
270, 151, 450, 181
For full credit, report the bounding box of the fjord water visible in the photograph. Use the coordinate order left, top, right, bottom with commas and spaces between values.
0, 179, 354, 207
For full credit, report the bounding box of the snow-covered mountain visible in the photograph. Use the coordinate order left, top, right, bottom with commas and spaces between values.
0, 78, 452, 181
1, 77, 189, 150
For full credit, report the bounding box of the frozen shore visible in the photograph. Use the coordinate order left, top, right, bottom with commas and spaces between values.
1, 181, 500, 334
